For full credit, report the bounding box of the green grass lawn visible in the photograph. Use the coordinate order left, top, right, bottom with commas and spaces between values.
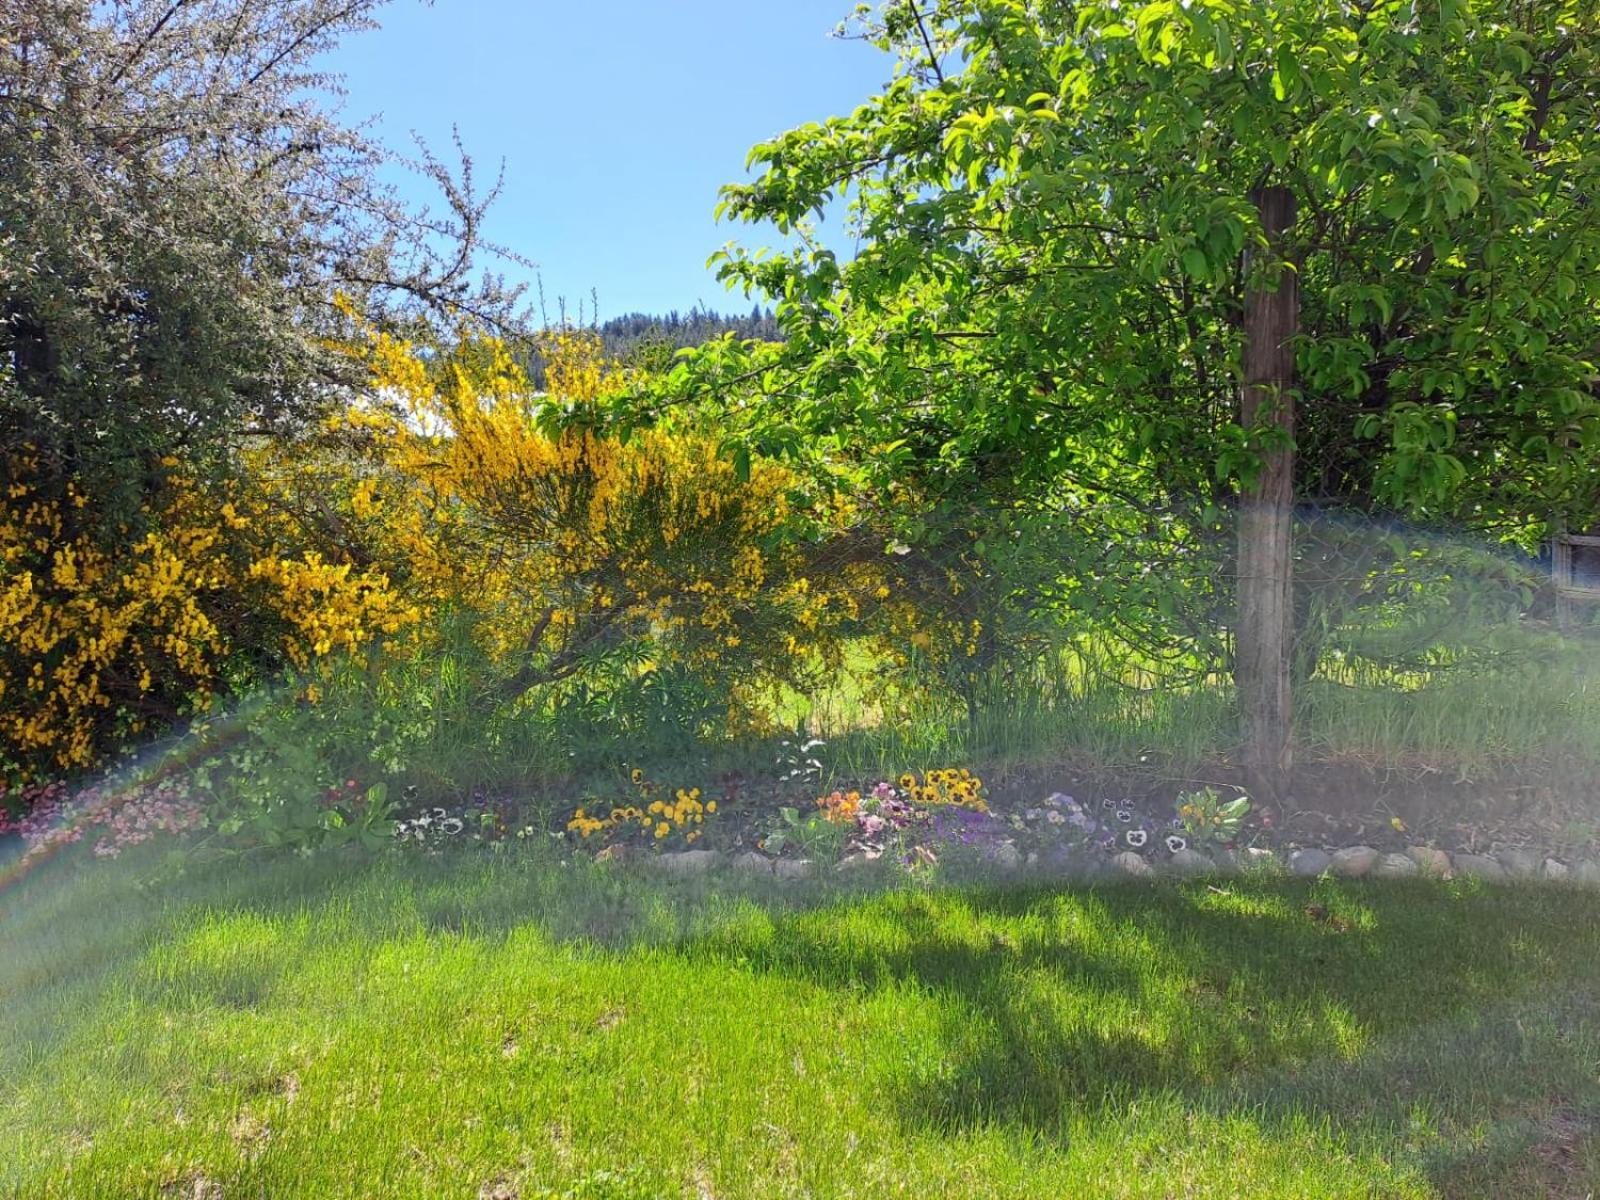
3, 851, 1599, 1199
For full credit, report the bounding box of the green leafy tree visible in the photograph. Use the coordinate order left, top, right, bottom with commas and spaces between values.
681, 0, 1600, 796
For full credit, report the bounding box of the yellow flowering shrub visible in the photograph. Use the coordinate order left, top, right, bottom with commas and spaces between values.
6, 315, 1015, 784
247, 553, 418, 668
318, 323, 868, 729
0, 452, 417, 778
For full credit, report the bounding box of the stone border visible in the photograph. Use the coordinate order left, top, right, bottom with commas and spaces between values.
639, 843, 1600, 885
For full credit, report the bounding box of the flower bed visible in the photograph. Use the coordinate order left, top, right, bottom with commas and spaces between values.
553, 770, 1600, 886
8, 757, 1599, 891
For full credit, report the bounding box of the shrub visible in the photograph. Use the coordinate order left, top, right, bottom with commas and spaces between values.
0, 449, 417, 782
315, 325, 871, 734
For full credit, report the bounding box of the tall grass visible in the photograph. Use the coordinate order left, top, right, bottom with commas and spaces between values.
809, 627, 1600, 793
221, 581, 1600, 807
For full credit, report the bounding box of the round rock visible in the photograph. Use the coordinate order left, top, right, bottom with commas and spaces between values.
730, 850, 773, 875
1169, 847, 1214, 876
1110, 850, 1154, 878
657, 849, 720, 875
772, 858, 813, 881
989, 842, 1023, 871
1406, 846, 1453, 878
1498, 848, 1540, 879
1329, 845, 1379, 878
1452, 853, 1506, 882
1290, 848, 1331, 878
1372, 852, 1418, 879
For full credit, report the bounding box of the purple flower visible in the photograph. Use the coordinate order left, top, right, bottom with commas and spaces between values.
930, 806, 1005, 848
880, 797, 918, 829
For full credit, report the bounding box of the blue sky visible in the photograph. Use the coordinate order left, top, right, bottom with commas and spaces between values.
326, 2, 891, 320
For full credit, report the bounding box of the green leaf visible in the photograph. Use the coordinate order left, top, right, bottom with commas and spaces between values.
1211, 17, 1234, 66
1274, 44, 1301, 99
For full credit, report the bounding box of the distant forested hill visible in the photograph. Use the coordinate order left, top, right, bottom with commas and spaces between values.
597, 306, 781, 360
522, 307, 780, 388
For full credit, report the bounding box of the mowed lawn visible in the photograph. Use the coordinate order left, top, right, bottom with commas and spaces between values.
3, 852, 1599, 1199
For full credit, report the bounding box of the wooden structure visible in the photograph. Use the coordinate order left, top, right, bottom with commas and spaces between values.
1553, 533, 1600, 631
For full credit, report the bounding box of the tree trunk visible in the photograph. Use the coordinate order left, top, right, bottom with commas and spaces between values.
1236, 185, 1298, 802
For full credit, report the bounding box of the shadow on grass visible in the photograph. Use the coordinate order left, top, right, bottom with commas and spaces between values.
675, 877, 1600, 1193
6, 846, 1599, 1194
